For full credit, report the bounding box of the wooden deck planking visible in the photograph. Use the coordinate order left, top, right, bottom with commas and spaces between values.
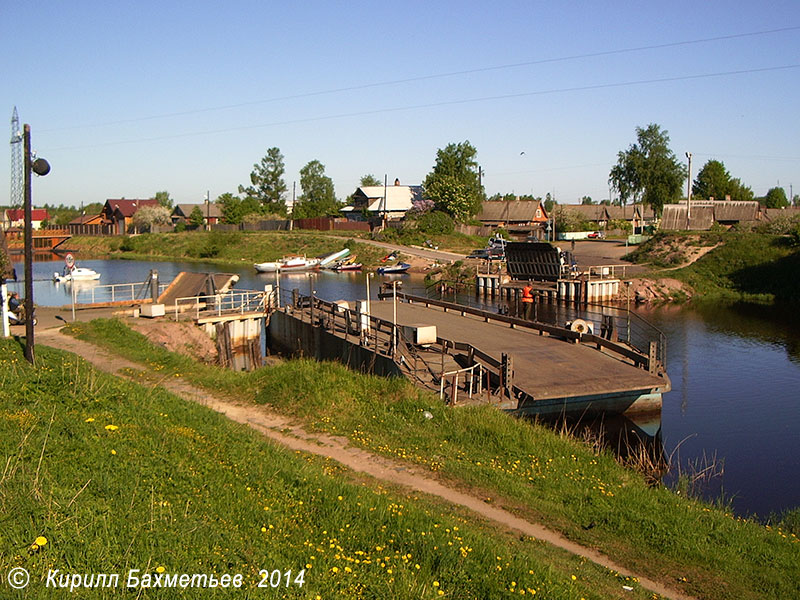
368, 300, 668, 401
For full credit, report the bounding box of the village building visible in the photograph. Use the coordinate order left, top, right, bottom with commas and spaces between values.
171, 202, 222, 226
343, 181, 423, 220
99, 198, 159, 234
660, 200, 761, 230
557, 204, 644, 233
476, 199, 550, 239
2, 208, 50, 231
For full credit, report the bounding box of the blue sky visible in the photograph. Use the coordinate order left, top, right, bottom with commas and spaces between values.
2, 1, 799, 208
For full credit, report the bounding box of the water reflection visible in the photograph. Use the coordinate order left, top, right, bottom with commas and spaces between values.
530, 412, 667, 485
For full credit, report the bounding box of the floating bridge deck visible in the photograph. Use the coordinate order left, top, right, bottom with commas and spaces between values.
274, 293, 670, 417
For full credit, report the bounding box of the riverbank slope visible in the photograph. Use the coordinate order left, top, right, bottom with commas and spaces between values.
21, 317, 798, 599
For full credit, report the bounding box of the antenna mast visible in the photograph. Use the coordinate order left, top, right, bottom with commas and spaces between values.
10, 106, 23, 207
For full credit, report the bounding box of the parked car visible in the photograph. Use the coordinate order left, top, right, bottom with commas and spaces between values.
587, 231, 605, 239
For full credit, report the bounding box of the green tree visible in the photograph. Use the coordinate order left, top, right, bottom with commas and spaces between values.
423, 141, 485, 221
762, 187, 789, 209
188, 206, 205, 228
581, 196, 595, 205
155, 191, 173, 210
359, 174, 382, 187
609, 124, 685, 216
218, 193, 261, 225
423, 176, 474, 221
693, 159, 754, 201
293, 160, 339, 219
238, 147, 288, 215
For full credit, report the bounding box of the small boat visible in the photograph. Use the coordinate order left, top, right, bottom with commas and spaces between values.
254, 261, 282, 273
53, 266, 101, 282
377, 262, 411, 274
318, 248, 351, 267
332, 261, 362, 272
254, 256, 321, 273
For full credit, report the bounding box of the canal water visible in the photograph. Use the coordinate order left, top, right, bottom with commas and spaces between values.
8, 257, 800, 519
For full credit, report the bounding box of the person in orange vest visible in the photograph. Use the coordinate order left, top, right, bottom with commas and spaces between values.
521, 281, 534, 320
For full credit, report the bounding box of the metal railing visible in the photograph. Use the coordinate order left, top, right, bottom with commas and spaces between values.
385, 291, 665, 373
60, 281, 169, 305
439, 364, 483, 404
288, 295, 520, 402
171, 289, 272, 321
423, 287, 667, 369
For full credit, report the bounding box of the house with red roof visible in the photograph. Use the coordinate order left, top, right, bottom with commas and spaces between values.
2, 208, 50, 231
100, 198, 159, 234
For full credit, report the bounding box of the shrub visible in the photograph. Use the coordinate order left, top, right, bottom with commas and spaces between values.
416, 210, 454, 235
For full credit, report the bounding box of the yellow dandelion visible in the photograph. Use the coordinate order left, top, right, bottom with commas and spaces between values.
104, 424, 118, 431
85, 417, 95, 423
34, 536, 48, 547
156, 566, 165, 573
111, 449, 117, 455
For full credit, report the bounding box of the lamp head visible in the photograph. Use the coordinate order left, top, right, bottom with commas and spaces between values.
32, 158, 51, 176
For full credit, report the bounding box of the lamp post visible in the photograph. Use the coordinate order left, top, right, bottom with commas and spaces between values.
685, 152, 692, 228
624, 280, 632, 343
392, 280, 398, 357
23, 124, 51, 365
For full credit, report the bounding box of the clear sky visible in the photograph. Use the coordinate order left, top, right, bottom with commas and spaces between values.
2, 1, 799, 209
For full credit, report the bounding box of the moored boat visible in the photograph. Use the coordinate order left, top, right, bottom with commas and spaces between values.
254, 256, 321, 273
318, 248, 351, 267
377, 262, 411, 274
332, 261, 362, 271
53, 266, 101, 282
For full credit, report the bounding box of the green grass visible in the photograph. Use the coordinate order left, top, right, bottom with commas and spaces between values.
63, 319, 800, 600
66, 228, 484, 269
68, 231, 389, 268
626, 231, 800, 303
0, 337, 656, 599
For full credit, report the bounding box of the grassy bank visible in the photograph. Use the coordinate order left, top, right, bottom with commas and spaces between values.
66, 231, 388, 268
63, 319, 800, 599
65, 229, 484, 268
627, 231, 800, 303
1, 337, 654, 599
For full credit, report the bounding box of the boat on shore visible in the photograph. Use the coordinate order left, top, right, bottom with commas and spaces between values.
53, 266, 101, 282
254, 256, 320, 273
332, 260, 362, 272
377, 262, 411, 274
318, 248, 351, 267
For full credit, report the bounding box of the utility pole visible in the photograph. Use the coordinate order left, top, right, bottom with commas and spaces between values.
685, 152, 693, 229
23, 125, 34, 364
21, 124, 50, 364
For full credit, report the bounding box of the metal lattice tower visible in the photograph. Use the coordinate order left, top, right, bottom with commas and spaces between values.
10, 106, 23, 207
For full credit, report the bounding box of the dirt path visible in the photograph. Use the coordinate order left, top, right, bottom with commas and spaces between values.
38, 327, 694, 600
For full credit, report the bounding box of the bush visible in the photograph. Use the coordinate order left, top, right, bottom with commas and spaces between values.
416, 210, 454, 235
118, 237, 136, 252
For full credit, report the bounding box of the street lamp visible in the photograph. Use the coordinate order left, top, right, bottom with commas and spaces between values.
685, 152, 692, 227
23, 124, 50, 364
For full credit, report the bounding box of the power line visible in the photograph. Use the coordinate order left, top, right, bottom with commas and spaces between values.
39, 25, 800, 133
46, 64, 800, 152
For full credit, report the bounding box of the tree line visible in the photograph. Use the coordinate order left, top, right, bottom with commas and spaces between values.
36, 125, 796, 229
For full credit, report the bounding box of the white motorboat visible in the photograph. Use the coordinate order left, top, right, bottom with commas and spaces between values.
254, 256, 321, 273
53, 267, 101, 282
253, 261, 282, 273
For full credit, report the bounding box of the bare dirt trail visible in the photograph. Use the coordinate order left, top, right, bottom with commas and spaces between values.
37, 327, 694, 600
